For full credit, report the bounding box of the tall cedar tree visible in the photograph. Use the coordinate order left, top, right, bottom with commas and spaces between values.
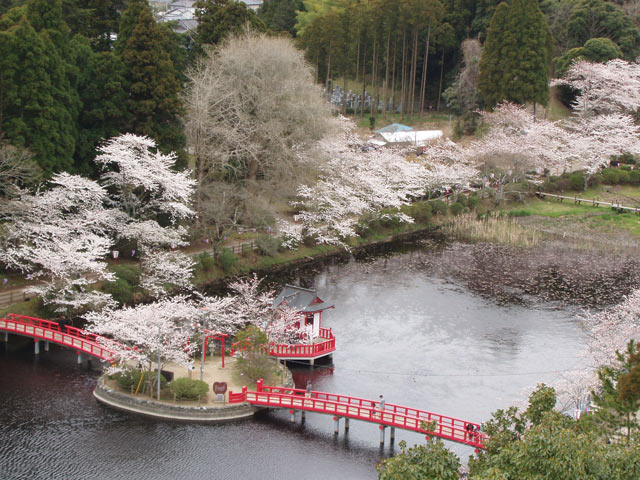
258, 0, 303, 36
195, 0, 266, 46
0, 11, 75, 174
119, 3, 185, 158
477, 2, 509, 108
478, 0, 551, 108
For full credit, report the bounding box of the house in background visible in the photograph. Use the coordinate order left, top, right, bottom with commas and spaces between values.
153, 0, 263, 33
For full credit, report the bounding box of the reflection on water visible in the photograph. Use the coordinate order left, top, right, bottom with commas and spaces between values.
0, 242, 589, 479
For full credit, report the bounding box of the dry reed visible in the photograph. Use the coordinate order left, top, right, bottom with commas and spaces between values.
443, 213, 540, 247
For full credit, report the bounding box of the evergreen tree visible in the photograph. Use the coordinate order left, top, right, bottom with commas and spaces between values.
0, 16, 75, 174
113, 0, 145, 55
258, 0, 303, 36
479, 0, 551, 108
568, 0, 640, 59
502, 0, 552, 106
119, 3, 185, 158
194, 0, 266, 46
477, 1, 509, 108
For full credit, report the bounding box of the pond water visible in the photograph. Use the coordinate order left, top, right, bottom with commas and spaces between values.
0, 241, 587, 479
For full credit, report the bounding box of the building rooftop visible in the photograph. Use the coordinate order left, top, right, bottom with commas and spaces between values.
273, 285, 333, 313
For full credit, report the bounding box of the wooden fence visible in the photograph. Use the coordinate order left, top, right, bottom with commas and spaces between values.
224, 241, 258, 256
0, 289, 32, 308
536, 192, 640, 213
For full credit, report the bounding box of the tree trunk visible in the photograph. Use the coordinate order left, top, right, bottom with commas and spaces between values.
371, 34, 377, 118
325, 40, 332, 96
361, 43, 367, 118
419, 23, 431, 116
355, 39, 360, 83
382, 29, 391, 118
437, 48, 445, 111
400, 31, 407, 117
409, 29, 419, 117
391, 37, 397, 114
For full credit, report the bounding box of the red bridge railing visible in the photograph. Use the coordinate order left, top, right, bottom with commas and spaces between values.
231, 327, 335, 359
0, 313, 117, 361
228, 380, 487, 449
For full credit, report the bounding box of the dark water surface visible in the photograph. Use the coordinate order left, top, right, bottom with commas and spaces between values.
0, 243, 587, 479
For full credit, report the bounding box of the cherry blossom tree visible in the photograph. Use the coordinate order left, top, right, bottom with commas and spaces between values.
284, 117, 478, 247
139, 250, 196, 298
0, 173, 116, 314
582, 288, 640, 369
85, 296, 199, 372
95, 134, 198, 300
554, 59, 640, 115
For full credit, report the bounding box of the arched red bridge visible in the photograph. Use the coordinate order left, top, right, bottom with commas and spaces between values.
0, 313, 116, 361
229, 380, 487, 449
1, 313, 486, 449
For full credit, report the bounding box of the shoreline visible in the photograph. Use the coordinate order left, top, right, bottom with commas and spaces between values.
93, 367, 295, 423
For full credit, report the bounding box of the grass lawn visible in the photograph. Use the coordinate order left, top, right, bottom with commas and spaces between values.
567, 185, 640, 203
502, 191, 640, 239
506, 199, 600, 218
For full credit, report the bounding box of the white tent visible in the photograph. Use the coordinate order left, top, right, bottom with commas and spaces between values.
370, 130, 443, 147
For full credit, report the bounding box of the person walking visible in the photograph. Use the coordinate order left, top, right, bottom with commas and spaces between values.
58, 315, 67, 334
378, 394, 385, 417
305, 381, 312, 399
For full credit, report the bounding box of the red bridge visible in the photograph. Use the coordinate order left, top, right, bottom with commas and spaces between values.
1, 314, 486, 449
0, 313, 116, 362
229, 380, 487, 449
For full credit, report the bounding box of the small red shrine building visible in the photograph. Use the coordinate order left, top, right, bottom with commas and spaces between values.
270, 285, 336, 363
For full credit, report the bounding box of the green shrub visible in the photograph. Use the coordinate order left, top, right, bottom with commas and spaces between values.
588, 174, 603, 188
200, 255, 216, 272
620, 165, 632, 171
618, 170, 630, 184
111, 368, 168, 390
449, 202, 464, 216
617, 152, 636, 165
256, 235, 280, 256
354, 213, 380, 238
467, 195, 480, 209
406, 202, 432, 224
218, 248, 237, 273
103, 278, 134, 305
112, 265, 141, 286
380, 209, 402, 228
568, 172, 585, 191
629, 170, 640, 185
602, 168, 620, 185
169, 378, 209, 400
455, 195, 468, 207
431, 200, 448, 215
508, 210, 531, 217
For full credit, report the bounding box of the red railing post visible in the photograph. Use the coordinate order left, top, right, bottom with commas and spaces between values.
242, 385, 247, 402
256, 379, 263, 392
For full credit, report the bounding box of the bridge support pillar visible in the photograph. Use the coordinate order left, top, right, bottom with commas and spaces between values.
310, 358, 315, 366
344, 418, 350, 432
2, 332, 8, 342
333, 416, 340, 435
289, 409, 295, 423
44, 341, 49, 352
34, 339, 40, 355
77, 352, 83, 364
379, 425, 386, 445
390, 427, 395, 443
